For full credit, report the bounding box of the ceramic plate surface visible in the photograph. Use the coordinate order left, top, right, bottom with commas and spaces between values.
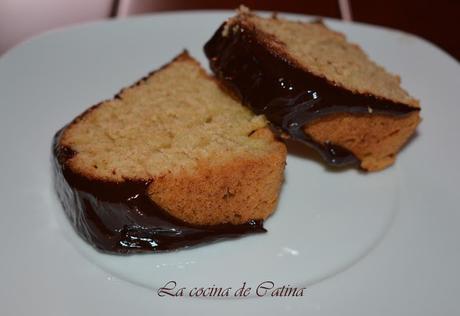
0, 11, 459, 316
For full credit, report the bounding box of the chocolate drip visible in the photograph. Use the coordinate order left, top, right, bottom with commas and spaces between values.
52, 131, 265, 254
204, 24, 418, 166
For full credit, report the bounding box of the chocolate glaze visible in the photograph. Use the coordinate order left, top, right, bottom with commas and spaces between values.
204, 23, 419, 166
52, 130, 265, 254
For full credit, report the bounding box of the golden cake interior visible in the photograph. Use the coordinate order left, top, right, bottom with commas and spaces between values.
59, 52, 286, 225
228, 8, 421, 171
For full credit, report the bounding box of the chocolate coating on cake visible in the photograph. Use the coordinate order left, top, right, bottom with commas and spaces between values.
52, 130, 265, 254
204, 24, 419, 166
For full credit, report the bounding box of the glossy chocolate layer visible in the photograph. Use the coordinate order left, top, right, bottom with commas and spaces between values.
52, 130, 265, 254
204, 23, 418, 166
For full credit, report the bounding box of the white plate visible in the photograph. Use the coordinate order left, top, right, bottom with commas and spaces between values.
1, 11, 459, 316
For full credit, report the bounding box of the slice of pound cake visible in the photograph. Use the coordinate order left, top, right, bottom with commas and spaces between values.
53, 51, 286, 254
204, 7, 421, 171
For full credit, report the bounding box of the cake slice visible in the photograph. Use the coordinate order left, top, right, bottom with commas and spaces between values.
204, 7, 421, 171
53, 51, 286, 253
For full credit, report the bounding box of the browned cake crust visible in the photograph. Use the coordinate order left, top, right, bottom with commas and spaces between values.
53, 52, 286, 253
305, 112, 420, 170
204, 7, 421, 171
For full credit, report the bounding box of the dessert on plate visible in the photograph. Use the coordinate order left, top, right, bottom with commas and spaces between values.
53, 7, 422, 255
53, 52, 286, 254
205, 7, 421, 171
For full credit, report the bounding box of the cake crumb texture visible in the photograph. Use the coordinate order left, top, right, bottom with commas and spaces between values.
58, 52, 286, 225
222, 8, 421, 170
